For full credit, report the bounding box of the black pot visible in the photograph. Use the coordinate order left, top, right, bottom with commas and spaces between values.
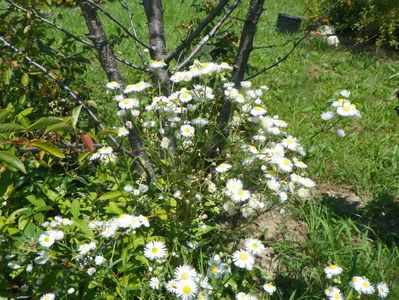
276, 13, 302, 33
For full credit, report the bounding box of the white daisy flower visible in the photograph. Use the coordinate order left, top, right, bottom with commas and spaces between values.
124, 81, 151, 93
117, 127, 129, 137
174, 265, 198, 282
87, 267, 96, 276
94, 255, 106, 266
263, 282, 276, 295
244, 238, 265, 256
250, 106, 266, 117
77, 242, 96, 256
321, 111, 335, 121
377, 282, 389, 298
360, 277, 375, 295
7, 261, 21, 270
232, 250, 255, 270
39, 293, 56, 300
179, 89, 193, 103
277, 157, 293, 173
47, 229, 64, 241
106, 81, 120, 90
150, 60, 167, 69
236, 292, 258, 300
180, 124, 195, 138
336, 102, 360, 117
282, 136, 298, 151
149, 276, 160, 290
231, 189, 251, 202
39, 232, 55, 248
118, 98, 139, 110
175, 279, 198, 300
216, 163, 232, 173
336, 129, 345, 138
324, 264, 343, 278
144, 241, 167, 260
350, 276, 364, 292
240, 81, 252, 89
226, 178, 243, 195
339, 90, 351, 98
166, 279, 179, 293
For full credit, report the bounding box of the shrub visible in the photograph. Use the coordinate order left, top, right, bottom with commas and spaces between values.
305, 0, 399, 49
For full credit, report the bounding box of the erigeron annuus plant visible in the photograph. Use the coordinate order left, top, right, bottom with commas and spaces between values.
2, 61, 319, 299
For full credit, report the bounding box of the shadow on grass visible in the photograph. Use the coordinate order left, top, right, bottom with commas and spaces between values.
321, 192, 399, 245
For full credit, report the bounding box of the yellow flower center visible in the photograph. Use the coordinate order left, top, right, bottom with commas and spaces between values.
239, 253, 248, 261
182, 285, 192, 294
181, 273, 190, 280
151, 247, 159, 254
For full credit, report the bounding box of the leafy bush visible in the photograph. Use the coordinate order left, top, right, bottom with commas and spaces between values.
305, 0, 399, 49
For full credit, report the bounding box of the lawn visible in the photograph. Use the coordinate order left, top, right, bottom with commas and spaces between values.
4, 0, 399, 298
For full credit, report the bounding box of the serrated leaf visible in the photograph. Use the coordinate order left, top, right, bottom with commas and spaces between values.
29, 117, 64, 131
0, 123, 26, 134
0, 151, 26, 174
71, 105, 83, 129
31, 141, 65, 158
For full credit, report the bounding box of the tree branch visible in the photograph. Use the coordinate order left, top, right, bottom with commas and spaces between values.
164, 0, 230, 63
0, 35, 120, 149
121, 0, 146, 65
245, 34, 307, 81
176, 0, 241, 70
79, 1, 156, 182
210, 0, 265, 157
82, 0, 150, 50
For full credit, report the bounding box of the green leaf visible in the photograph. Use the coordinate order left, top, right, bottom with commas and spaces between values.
0, 151, 26, 174
99, 190, 123, 201
29, 117, 64, 131
2, 68, 11, 85
45, 122, 70, 133
0, 123, 26, 134
31, 141, 65, 158
21, 73, 29, 87
0, 109, 13, 123
71, 105, 83, 129
70, 199, 80, 218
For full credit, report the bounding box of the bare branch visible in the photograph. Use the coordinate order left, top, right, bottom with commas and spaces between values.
164, 0, 229, 63
0, 35, 119, 149
5, 0, 93, 48
210, 0, 265, 157
121, 0, 146, 65
6, 0, 147, 72
177, 0, 241, 71
245, 35, 307, 81
82, 0, 150, 50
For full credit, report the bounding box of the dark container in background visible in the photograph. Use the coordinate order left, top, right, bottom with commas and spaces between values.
276, 13, 302, 33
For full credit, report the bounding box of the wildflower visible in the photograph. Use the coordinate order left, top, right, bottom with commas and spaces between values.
360, 277, 375, 294
87, 267, 96, 276
117, 127, 129, 137
324, 264, 343, 278
174, 265, 198, 282
225, 178, 243, 195
263, 283, 276, 295
350, 276, 364, 292
179, 89, 193, 103
124, 81, 151, 93
250, 106, 266, 117
282, 136, 298, 151
231, 189, 251, 202
236, 292, 258, 300
118, 98, 139, 110
377, 282, 389, 298
339, 90, 351, 98
326, 286, 343, 300
124, 185, 133, 192
150, 60, 167, 69
39, 232, 55, 248
240, 81, 252, 89
34, 251, 50, 265
321, 111, 335, 121
336, 102, 360, 117
336, 129, 345, 138
39, 293, 55, 300
67, 288, 75, 294
26, 264, 33, 272
244, 238, 265, 256
7, 261, 21, 270
161, 137, 170, 149
180, 125, 195, 138
175, 279, 198, 300
106, 81, 120, 90
276, 157, 293, 172
78, 242, 96, 256
166, 279, 179, 293
144, 241, 167, 260
232, 250, 255, 270
150, 277, 160, 290
94, 255, 106, 266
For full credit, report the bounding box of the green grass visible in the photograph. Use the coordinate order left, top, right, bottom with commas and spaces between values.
44, 0, 399, 297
